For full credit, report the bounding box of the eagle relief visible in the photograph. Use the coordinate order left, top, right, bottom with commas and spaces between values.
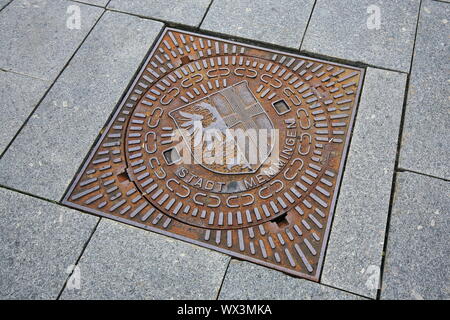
169, 81, 276, 175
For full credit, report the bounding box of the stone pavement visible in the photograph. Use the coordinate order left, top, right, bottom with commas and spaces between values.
0, 0, 448, 300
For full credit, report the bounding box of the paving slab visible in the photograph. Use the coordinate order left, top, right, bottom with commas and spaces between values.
0, 71, 49, 155
321, 68, 407, 298
61, 219, 230, 300
399, 0, 450, 180
201, 0, 315, 49
0, 187, 98, 299
0, 0, 103, 81
0, 0, 11, 10
75, 0, 109, 7
381, 172, 449, 300
301, 0, 420, 72
108, 0, 211, 27
219, 260, 363, 300
0, 12, 164, 201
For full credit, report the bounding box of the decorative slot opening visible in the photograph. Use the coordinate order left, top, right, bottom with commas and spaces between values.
272, 99, 291, 115
163, 148, 181, 165
271, 212, 289, 228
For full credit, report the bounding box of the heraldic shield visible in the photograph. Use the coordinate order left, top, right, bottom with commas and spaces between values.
169, 81, 275, 175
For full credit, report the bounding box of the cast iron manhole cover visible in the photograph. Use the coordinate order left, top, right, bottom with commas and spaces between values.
63, 28, 364, 281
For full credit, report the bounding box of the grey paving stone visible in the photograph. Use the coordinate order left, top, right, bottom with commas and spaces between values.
0, 187, 98, 299
302, 0, 420, 72
61, 219, 230, 300
0, 12, 163, 201
201, 0, 315, 49
219, 260, 364, 300
0, 0, 11, 10
399, 0, 450, 180
0, 0, 103, 81
108, 0, 211, 27
75, 0, 109, 7
321, 68, 407, 298
0, 71, 49, 155
381, 172, 449, 300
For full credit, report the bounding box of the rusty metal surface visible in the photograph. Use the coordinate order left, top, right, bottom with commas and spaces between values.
63, 28, 364, 281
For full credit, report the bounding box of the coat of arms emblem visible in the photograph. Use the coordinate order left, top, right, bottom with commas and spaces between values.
169, 81, 275, 175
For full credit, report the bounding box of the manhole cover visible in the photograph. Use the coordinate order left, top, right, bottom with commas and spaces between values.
63, 28, 364, 281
